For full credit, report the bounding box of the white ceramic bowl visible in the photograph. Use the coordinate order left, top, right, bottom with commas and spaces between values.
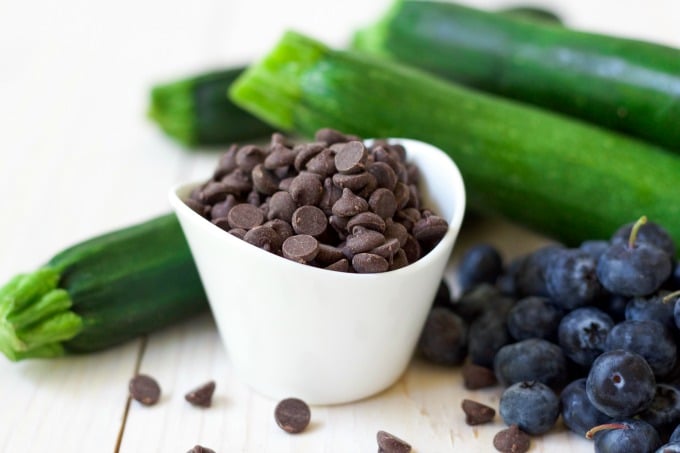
169, 138, 465, 405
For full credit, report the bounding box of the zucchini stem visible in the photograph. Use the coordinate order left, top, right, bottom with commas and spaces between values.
0, 268, 82, 361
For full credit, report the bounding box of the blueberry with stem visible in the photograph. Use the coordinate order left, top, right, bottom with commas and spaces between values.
586, 420, 661, 453
596, 216, 673, 297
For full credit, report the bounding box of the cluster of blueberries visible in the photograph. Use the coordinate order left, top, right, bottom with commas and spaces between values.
418, 216, 680, 452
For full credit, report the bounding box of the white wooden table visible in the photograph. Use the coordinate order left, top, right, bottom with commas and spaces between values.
1, 1, 678, 451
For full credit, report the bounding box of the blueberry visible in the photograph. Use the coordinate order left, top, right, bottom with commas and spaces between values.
586, 349, 656, 417
560, 378, 612, 437
587, 419, 661, 453
546, 248, 602, 309
667, 262, 680, 291
431, 279, 452, 309
595, 293, 629, 323
579, 239, 610, 262
639, 384, 680, 442
499, 381, 560, 435
596, 217, 672, 297
671, 424, 680, 442
457, 243, 503, 294
494, 338, 568, 390
605, 320, 676, 378
506, 296, 564, 342
496, 255, 525, 296
626, 293, 676, 331
558, 307, 614, 368
417, 307, 467, 365
452, 283, 514, 323
467, 310, 512, 368
654, 441, 680, 452
515, 245, 564, 297
611, 219, 676, 258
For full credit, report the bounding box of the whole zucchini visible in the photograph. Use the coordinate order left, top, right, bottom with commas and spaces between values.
229, 31, 680, 252
352, 0, 680, 150
147, 6, 560, 148
0, 213, 208, 361
149, 68, 275, 147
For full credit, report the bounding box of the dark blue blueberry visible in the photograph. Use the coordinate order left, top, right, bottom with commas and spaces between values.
431, 279, 452, 309
417, 307, 467, 365
626, 293, 676, 331
671, 423, 680, 442
588, 419, 661, 453
558, 307, 614, 368
579, 239, 610, 262
596, 218, 673, 297
467, 310, 512, 368
655, 441, 680, 452
506, 296, 564, 342
452, 283, 514, 323
499, 381, 560, 435
611, 220, 676, 258
496, 255, 524, 296
514, 245, 564, 297
546, 249, 602, 309
667, 262, 680, 291
596, 293, 629, 323
605, 320, 676, 378
560, 378, 612, 437
586, 349, 656, 417
639, 384, 680, 442
671, 293, 680, 331
457, 243, 503, 294
494, 338, 567, 390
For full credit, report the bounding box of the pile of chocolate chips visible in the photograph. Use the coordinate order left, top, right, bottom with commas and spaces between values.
184, 128, 449, 273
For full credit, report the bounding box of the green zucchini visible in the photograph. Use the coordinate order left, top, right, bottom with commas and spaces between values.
229, 31, 680, 251
149, 68, 275, 147
352, 0, 680, 150
0, 213, 208, 361
147, 6, 560, 148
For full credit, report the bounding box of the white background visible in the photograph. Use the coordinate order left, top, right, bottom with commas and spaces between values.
0, 1, 679, 451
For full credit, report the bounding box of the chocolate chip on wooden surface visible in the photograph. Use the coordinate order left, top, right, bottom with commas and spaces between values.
274, 397, 311, 434
461, 399, 496, 425
462, 362, 498, 390
493, 424, 531, 453
129, 374, 161, 406
186, 445, 216, 453
185, 381, 216, 408
376, 430, 411, 453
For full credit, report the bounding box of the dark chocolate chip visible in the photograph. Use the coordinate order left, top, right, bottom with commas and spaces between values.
367, 161, 398, 191
252, 164, 280, 195
278, 176, 295, 192
229, 228, 247, 239
305, 147, 336, 177
267, 191, 296, 223
315, 243, 346, 264
243, 226, 282, 252
210, 194, 237, 220
264, 143, 296, 169
293, 143, 325, 171
329, 215, 350, 236
406, 184, 420, 209
282, 234, 319, 263
314, 128, 352, 145
406, 163, 420, 185
221, 168, 252, 194
270, 132, 288, 147
263, 219, 294, 241
493, 425, 531, 453
246, 189, 261, 206
274, 397, 311, 434
345, 227, 386, 255
332, 188, 369, 217
289, 173, 324, 206
319, 177, 343, 215
325, 258, 350, 272
228, 203, 265, 230
384, 221, 408, 247
352, 253, 389, 273
347, 211, 386, 233
129, 374, 161, 406
187, 445, 216, 453
213, 144, 238, 180
235, 144, 266, 173
334, 141, 367, 174
372, 145, 399, 170
462, 363, 498, 390
393, 182, 410, 210
413, 215, 449, 244
185, 381, 216, 408
388, 143, 407, 161
402, 235, 421, 263
376, 430, 411, 453
185, 198, 208, 217
370, 237, 400, 260
292, 205, 328, 237
390, 249, 409, 270
199, 181, 230, 204
332, 171, 372, 192
461, 399, 496, 425
369, 188, 398, 220
212, 217, 231, 231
